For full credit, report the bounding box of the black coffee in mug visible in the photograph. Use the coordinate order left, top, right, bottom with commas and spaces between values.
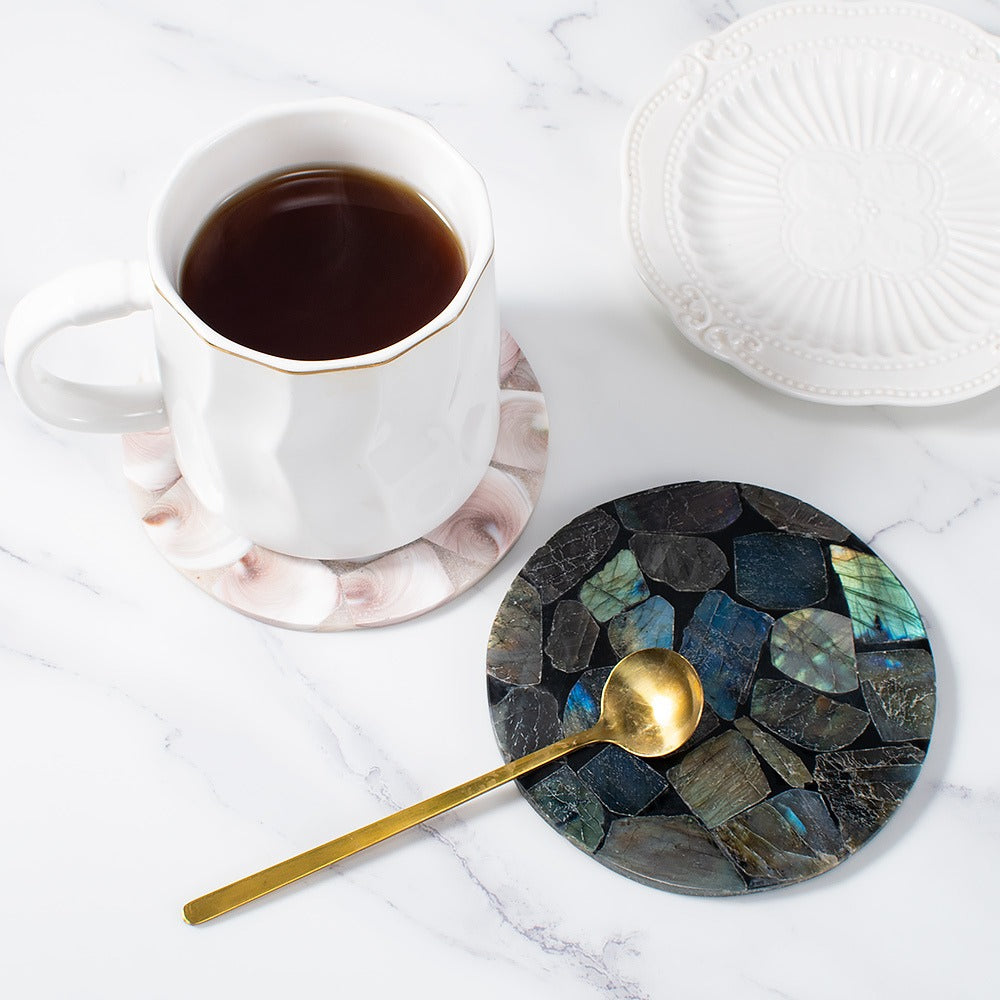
179, 166, 467, 362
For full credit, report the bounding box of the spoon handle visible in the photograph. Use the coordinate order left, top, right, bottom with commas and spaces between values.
183, 725, 604, 924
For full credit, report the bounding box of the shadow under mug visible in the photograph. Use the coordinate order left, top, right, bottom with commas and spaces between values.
4, 98, 501, 560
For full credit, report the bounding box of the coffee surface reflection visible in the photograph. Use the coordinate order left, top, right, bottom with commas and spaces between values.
180, 165, 466, 362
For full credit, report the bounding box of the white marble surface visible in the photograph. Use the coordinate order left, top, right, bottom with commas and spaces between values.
2, 1, 999, 996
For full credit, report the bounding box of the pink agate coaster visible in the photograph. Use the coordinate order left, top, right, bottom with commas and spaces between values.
122, 332, 547, 630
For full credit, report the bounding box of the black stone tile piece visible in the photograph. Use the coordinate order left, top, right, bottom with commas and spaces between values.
614, 481, 742, 534
598, 815, 747, 895
491, 685, 561, 761
486, 576, 542, 684
526, 765, 606, 853
814, 744, 926, 851
740, 484, 851, 541
685, 703, 721, 750
667, 729, 770, 829
520, 508, 619, 603
857, 649, 936, 742
629, 532, 728, 591
751, 678, 870, 751
712, 790, 846, 887
734, 533, 828, 609
545, 600, 599, 673
578, 744, 668, 815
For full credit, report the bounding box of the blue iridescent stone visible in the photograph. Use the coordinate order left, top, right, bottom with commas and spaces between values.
607, 595, 675, 659
713, 789, 846, 886
578, 745, 667, 815
734, 533, 828, 609
579, 549, 650, 623
562, 665, 614, 736
829, 546, 926, 644
680, 590, 773, 719
770, 789, 846, 860
527, 765, 606, 853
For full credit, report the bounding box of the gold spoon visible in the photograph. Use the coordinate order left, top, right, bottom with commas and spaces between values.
183, 647, 704, 924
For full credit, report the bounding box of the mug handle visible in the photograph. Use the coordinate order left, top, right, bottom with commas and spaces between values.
4, 260, 167, 432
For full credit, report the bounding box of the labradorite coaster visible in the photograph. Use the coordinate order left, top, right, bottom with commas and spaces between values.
122, 331, 547, 631
486, 482, 935, 895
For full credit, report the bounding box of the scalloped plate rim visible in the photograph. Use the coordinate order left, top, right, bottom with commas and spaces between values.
622, 0, 1000, 406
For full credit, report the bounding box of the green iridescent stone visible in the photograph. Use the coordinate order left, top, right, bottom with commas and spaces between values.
579, 549, 650, 623
486, 576, 542, 684
857, 648, 935, 742
667, 730, 770, 829
733, 717, 811, 788
750, 678, 870, 751
829, 545, 926, 644
527, 765, 606, 853
771, 608, 858, 694
607, 595, 675, 658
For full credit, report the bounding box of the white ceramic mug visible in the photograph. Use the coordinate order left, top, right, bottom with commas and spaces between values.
4, 98, 500, 559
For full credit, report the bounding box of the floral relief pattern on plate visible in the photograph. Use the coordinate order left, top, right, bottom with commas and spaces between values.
624, 1, 1000, 404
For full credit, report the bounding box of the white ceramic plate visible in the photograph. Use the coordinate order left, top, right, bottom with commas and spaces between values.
623, 1, 1000, 405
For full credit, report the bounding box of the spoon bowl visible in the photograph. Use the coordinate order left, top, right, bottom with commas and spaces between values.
600, 648, 704, 757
